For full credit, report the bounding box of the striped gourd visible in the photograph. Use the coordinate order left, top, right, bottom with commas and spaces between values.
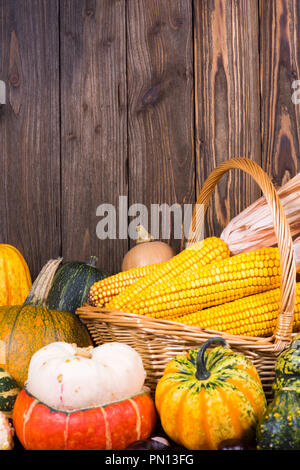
155, 337, 266, 450
13, 389, 156, 450
107, 237, 230, 311
170, 283, 300, 337
125, 247, 281, 319
0, 244, 32, 307
88, 262, 161, 308
0, 368, 20, 418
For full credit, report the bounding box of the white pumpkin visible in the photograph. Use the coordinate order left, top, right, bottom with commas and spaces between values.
0, 412, 14, 450
26, 342, 146, 411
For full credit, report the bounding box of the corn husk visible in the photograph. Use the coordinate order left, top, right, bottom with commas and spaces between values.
221, 173, 300, 254
294, 236, 300, 271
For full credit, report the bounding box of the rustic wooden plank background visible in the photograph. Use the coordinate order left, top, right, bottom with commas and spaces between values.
0, 0, 299, 280
0, 0, 61, 279
60, 0, 128, 275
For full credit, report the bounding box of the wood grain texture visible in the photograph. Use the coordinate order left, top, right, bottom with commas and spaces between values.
260, 0, 300, 186
126, 0, 195, 251
0, 0, 60, 280
194, 0, 261, 237
60, 0, 128, 274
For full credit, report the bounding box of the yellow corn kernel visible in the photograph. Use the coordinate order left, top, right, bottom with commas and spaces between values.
127, 247, 281, 318
169, 283, 300, 337
88, 262, 160, 307
107, 237, 230, 311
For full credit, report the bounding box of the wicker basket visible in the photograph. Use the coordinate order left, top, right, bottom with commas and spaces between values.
78, 158, 297, 399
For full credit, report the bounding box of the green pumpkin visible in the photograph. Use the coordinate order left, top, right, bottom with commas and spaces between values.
257, 381, 300, 450
46, 256, 108, 314
0, 368, 20, 418
257, 335, 300, 450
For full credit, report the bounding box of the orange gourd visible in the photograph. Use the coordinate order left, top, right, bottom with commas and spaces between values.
0, 244, 32, 306
13, 389, 156, 450
122, 225, 175, 271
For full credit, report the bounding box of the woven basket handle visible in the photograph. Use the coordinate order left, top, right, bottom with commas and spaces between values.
187, 158, 296, 350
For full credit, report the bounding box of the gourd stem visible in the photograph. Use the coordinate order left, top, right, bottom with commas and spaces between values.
24, 258, 63, 306
136, 225, 155, 244
87, 256, 98, 268
195, 337, 228, 381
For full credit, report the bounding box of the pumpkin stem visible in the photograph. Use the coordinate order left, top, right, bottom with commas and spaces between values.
195, 337, 229, 381
24, 258, 63, 307
87, 256, 98, 268
136, 225, 155, 244
72, 344, 93, 358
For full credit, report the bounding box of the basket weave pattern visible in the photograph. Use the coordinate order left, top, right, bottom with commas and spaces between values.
78, 158, 297, 399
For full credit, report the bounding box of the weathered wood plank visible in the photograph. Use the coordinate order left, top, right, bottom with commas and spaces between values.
60, 0, 127, 274
194, 0, 261, 237
260, 0, 300, 186
126, 0, 195, 251
0, 0, 60, 279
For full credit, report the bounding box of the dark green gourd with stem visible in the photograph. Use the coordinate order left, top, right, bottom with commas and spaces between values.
46, 256, 108, 314
257, 334, 300, 450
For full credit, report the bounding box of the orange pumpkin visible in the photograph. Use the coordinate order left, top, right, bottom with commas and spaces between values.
13, 389, 156, 450
0, 244, 32, 306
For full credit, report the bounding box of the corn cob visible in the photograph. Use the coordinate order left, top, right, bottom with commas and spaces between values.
169, 283, 300, 337
107, 237, 230, 311
125, 247, 281, 318
88, 262, 161, 307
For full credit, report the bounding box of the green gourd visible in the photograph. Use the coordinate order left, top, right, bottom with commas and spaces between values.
257, 334, 300, 450
272, 334, 300, 391
46, 257, 108, 314
0, 368, 20, 418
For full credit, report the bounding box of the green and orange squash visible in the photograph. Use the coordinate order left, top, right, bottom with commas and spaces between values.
0, 244, 32, 307
0, 259, 92, 387
155, 337, 266, 450
272, 333, 300, 391
46, 256, 108, 314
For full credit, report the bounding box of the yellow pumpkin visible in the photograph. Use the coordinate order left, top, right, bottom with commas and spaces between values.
155, 337, 266, 450
0, 245, 32, 306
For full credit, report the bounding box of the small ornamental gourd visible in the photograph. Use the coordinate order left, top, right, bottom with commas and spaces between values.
0, 412, 14, 450
155, 337, 266, 450
257, 334, 300, 450
46, 256, 108, 314
13, 342, 156, 450
272, 333, 300, 392
0, 244, 32, 306
122, 225, 175, 271
0, 259, 92, 387
0, 368, 20, 418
